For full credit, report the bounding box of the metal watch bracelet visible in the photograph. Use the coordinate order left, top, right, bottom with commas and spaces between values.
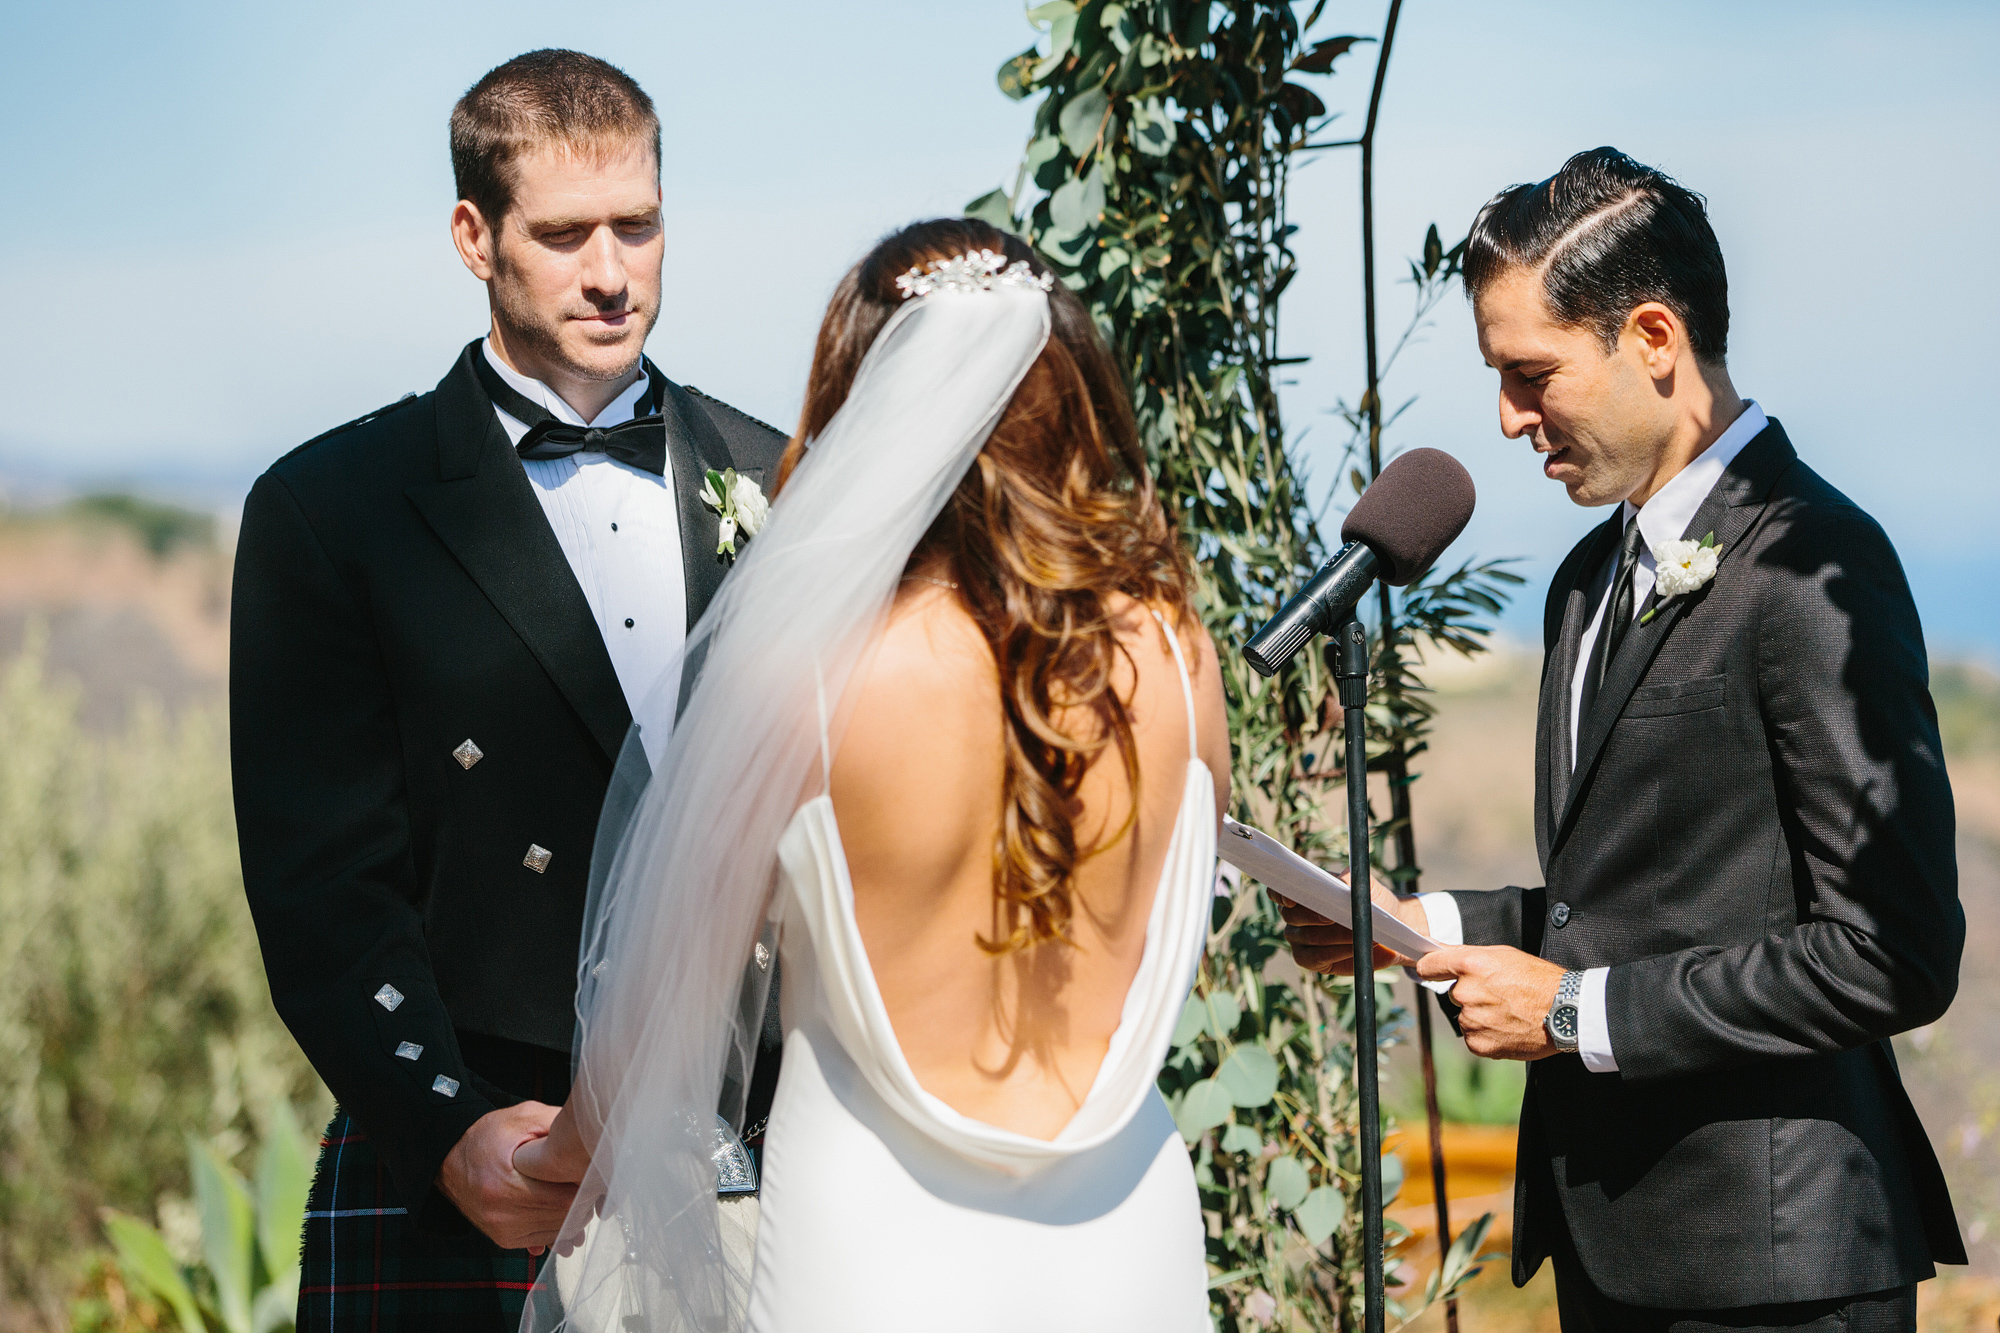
1545, 968, 1584, 1054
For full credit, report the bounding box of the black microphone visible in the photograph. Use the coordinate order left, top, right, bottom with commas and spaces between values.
1243, 447, 1476, 676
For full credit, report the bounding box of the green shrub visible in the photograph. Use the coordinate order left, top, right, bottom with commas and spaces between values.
0, 639, 325, 1326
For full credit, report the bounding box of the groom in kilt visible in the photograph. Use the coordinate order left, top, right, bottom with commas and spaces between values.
232, 50, 784, 1328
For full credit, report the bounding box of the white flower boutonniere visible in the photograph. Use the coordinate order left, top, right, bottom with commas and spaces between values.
1640, 531, 1720, 624
699, 468, 769, 559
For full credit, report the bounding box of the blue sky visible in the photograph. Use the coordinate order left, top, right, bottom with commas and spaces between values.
2, 1, 1995, 653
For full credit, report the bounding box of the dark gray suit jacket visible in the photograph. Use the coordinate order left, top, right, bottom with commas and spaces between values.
1450, 420, 1964, 1307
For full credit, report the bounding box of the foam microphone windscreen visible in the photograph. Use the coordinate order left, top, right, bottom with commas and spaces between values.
1340, 447, 1475, 586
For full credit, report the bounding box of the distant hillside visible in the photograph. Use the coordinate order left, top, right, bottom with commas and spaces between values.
0, 496, 228, 729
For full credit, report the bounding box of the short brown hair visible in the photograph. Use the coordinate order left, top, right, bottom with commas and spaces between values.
449, 49, 660, 226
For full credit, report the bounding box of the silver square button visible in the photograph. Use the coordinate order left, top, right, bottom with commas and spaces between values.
395, 1041, 423, 1061
523, 844, 552, 874
432, 1074, 460, 1098
453, 739, 484, 770
374, 984, 405, 1012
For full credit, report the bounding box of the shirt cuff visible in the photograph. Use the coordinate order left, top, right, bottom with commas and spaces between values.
1414, 893, 1462, 995
1577, 966, 1618, 1073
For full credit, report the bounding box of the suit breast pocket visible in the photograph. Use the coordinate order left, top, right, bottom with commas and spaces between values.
1624, 673, 1726, 719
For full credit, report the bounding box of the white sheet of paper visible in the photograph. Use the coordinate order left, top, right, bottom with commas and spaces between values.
1219, 816, 1442, 960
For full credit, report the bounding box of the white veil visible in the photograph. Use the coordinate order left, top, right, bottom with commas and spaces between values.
522, 280, 1053, 1332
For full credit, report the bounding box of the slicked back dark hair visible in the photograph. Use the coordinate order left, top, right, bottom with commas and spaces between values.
450, 49, 660, 228
1464, 147, 1730, 365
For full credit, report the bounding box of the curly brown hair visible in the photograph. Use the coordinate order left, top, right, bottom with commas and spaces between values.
774, 219, 1196, 955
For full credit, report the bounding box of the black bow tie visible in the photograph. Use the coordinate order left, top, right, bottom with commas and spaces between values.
474, 350, 669, 477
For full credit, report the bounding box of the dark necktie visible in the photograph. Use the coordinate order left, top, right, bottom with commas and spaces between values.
473, 351, 669, 477
1578, 513, 1644, 723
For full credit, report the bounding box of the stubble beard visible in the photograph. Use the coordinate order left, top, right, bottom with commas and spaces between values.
490, 256, 654, 387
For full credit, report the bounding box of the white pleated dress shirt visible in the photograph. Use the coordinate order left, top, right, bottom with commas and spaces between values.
1419, 401, 1769, 1074
482, 339, 687, 717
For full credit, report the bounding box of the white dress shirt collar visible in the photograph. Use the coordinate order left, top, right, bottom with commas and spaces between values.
480, 338, 651, 431
1622, 399, 1769, 552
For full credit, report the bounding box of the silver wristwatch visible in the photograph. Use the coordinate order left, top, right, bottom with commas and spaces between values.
1545, 969, 1584, 1054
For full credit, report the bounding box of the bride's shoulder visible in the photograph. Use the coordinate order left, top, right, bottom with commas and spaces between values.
862, 587, 997, 705
829, 589, 1000, 863
838, 591, 999, 774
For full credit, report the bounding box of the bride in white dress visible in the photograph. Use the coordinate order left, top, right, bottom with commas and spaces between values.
514, 220, 1229, 1332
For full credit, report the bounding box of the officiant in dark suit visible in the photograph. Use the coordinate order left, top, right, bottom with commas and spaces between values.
1279, 148, 1963, 1332
230, 50, 785, 1330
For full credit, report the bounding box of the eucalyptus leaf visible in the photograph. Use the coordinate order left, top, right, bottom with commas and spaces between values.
997, 46, 1041, 100
102, 1211, 206, 1333
1295, 1186, 1347, 1245
1099, 2, 1134, 55
1275, 83, 1327, 127
1058, 86, 1110, 157
1172, 993, 1207, 1049
1217, 1046, 1279, 1107
1173, 1078, 1233, 1141
1047, 167, 1106, 235
1290, 35, 1365, 75
1024, 132, 1064, 179
1033, 7, 1080, 80
1201, 989, 1241, 1038
966, 188, 1017, 231
1219, 1123, 1263, 1156
1265, 1154, 1310, 1209
1131, 96, 1173, 156
1041, 226, 1095, 265
1379, 1149, 1404, 1206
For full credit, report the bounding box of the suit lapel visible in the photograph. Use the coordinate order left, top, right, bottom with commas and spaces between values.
656, 371, 738, 632
405, 343, 632, 765
1553, 422, 1800, 850
1538, 517, 1620, 868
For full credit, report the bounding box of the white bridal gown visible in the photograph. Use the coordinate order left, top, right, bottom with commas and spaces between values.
746, 622, 1216, 1332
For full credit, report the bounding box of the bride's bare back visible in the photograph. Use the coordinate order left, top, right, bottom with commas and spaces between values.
829, 582, 1230, 1140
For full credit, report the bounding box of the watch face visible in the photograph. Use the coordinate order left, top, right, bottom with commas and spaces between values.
1549, 1005, 1579, 1044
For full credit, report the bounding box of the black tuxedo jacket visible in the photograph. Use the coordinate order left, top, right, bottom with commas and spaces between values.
1450, 421, 1964, 1307
231, 342, 786, 1227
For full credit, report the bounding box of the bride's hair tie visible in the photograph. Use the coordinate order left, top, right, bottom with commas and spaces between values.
893, 248, 1055, 300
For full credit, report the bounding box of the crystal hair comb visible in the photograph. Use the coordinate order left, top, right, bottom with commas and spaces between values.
894, 248, 1056, 300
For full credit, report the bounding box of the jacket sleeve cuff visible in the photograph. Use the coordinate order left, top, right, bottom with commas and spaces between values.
1446, 885, 1541, 951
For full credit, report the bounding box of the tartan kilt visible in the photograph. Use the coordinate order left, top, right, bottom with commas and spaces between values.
297, 1109, 543, 1332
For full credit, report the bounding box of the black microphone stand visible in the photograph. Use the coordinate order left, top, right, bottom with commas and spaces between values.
1331, 608, 1387, 1333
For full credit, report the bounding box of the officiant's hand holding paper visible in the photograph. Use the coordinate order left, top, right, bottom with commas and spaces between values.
1217, 816, 1438, 973
1276, 886, 1432, 974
